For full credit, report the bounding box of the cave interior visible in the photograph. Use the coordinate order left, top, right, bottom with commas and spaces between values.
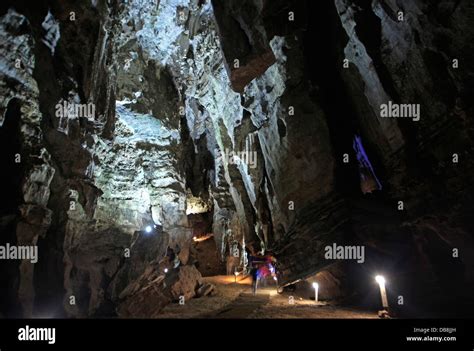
1, 0, 474, 319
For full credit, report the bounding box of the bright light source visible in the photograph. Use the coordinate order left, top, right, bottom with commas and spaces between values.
375, 275, 385, 285
164, 268, 168, 273
145, 226, 152, 233
375, 275, 389, 310
273, 276, 277, 281
312, 282, 319, 303
193, 234, 214, 242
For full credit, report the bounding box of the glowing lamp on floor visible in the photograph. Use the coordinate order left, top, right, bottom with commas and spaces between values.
312, 282, 319, 303
375, 275, 389, 310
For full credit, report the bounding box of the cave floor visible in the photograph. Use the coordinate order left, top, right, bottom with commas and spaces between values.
157, 276, 377, 319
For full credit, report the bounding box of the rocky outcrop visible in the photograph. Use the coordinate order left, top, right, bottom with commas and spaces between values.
0, 8, 55, 317
331, 0, 474, 312
117, 263, 203, 318
1, 0, 473, 318
0, 0, 121, 317
211, 0, 276, 92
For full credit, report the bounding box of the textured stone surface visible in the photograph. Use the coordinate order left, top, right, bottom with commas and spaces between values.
117, 263, 203, 317
0, 8, 55, 317
211, 0, 276, 92
1, 0, 474, 318
0, 0, 121, 317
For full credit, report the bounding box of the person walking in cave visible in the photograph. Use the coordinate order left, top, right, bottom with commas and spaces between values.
248, 252, 265, 295
250, 259, 260, 295
266, 252, 279, 288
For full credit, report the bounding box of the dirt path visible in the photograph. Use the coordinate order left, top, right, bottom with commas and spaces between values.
206, 291, 271, 318
157, 275, 377, 319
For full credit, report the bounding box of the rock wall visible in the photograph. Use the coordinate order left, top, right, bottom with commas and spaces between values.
0, 0, 121, 317
1, 0, 473, 317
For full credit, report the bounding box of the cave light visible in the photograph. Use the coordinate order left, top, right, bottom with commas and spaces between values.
145, 226, 152, 233
192, 233, 214, 242
164, 268, 169, 274
375, 275, 389, 310
312, 282, 319, 303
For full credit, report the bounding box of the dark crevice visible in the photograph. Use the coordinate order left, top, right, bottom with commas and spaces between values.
353, 0, 400, 102
180, 115, 214, 198
0, 99, 23, 216
0, 99, 23, 318
277, 118, 287, 138
302, 1, 366, 197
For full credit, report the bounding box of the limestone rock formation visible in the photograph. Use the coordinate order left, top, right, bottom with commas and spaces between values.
117, 263, 203, 318
1, 0, 473, 318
